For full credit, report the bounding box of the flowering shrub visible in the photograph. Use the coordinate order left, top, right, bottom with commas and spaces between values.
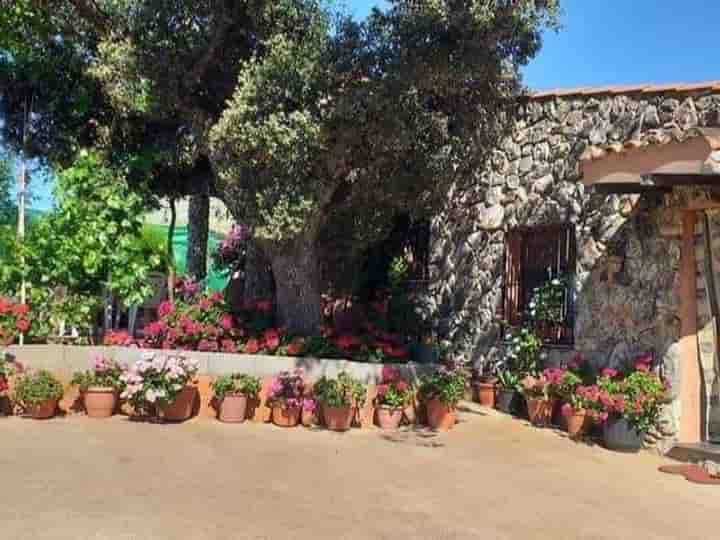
314, 371, 367, 408
267, 369, 305, 409
103, 330, 136, 347
521, 367, 566, 400
71, 356, 125, 391
120, 352, 199, 414
211, 373, 260, 400
505, 326, 542, 375
375, 366, 413, 409
419, 361, 468, 406
0, 297, 32, 345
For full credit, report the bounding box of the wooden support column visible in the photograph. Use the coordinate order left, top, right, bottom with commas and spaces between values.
678, 210, 703, 443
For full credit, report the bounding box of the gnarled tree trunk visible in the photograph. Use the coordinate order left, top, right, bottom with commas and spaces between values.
266, 234, 322, 336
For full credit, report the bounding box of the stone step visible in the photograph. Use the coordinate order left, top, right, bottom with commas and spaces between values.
668, 442, 720, 463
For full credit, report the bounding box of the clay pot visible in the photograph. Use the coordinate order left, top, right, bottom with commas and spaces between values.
271, 404, 301, 427
495, 389, 516, 414
376, 405, 403, 430
323, 405, 354, 431
29, 399, 58, 419
426, 398, 456, 431
218, 394, 248, 423
474, 382, 497, 407
603, 417, 644, 452
526, 397, 555, 426
84, 387, 118, 418
565, 409, 589, 439
157, 386, 197, 422
301, 408, 316, 427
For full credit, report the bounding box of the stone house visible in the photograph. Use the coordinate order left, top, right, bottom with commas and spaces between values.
428, 81, 720, 451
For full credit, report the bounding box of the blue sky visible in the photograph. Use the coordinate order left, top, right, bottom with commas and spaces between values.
16, 0, 720, 209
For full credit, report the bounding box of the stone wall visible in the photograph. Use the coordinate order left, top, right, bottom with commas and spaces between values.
428, 87, 720, 446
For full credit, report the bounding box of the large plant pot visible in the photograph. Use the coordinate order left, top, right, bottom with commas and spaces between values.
218, 394, 248, 423
426, 398, 456, 431
323, 405, 354, 431
526, 397, 556, 427
157, 386, 197, 422
603, 417, 644, 452
566, 409, 589, 439
271, 404, 301, 427
495, 389, 516, 414
84, 387, 118, 418
29, 398, 58, 419
376, 405, 403, 430
474, 382, 496, 408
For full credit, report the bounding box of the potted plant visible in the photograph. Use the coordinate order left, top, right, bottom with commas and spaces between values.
418, 361, 468, 431
472, 366, 497, 408
211, 373, 261, 423
374, 366, 413, 430
594, 361, 668, 452
267, 369, 305, 427
0, 297, 31, 346
560, 385, 595, 439
12, 370, 64, 419
521, 368, 564, 427
0, 356, 22, 416
71, 356, 125, 418
120, 352, 199, 422
314, 371, 366, 431
555, 369, 582, 428
495, 369, 521, 414
301, 397, 317, 427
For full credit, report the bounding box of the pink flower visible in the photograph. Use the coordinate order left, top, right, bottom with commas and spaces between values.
601, 368, 619, 378
377, 384, 389, 397
396, 381, 409, 392
158, 301, 175, 318
12, 303, 30, 317
302, 398, 317, 412
634, 362, 650, 372
263, 329, 280, 350
221, 339, 237, 353
335, 334, 360, 350
244, 339, 261, 354
15, 318, 30, 332
255, 300, 272, 313
210, 291, 224, 304
382, 366, 399, 383
561, 402, 573, 417
286, 340, 303, 356
219, 314, 234, 331
198, 339, 218, 352
198, 298, 212, 310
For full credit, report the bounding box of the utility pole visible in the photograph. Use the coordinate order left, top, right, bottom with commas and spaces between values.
17, 98, 30, 345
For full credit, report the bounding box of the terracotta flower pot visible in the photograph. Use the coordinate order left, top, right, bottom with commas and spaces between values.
495, 389, 516, 414
84, 387, 118, 418
526, 397, 555, 426
323, 405, 354, 431
29, 398, 58, 419
603, 416, 644, 452
426, 398, 456, 431
565, 409, 588, 439
218, 394, 248, 423
475, 382, 496, 407
376, 405, 403, 430
301, 408, 316, 427
271, 404, 301, 427
158, 386, 197, 422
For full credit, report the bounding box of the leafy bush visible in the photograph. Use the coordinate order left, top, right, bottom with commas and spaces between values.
505, 326, 542, 375
314, 371, 366, 408
419, 362, 468, 406
375, 366, 413, 409
12, 370, 63, 406
211, 373, 261, 401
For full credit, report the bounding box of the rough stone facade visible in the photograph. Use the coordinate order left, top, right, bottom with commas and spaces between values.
428, 86, 720, 446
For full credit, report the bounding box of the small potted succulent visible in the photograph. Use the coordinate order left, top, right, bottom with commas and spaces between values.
374, 366, 413, 430
267, 369, 305, 427
314, 371, 366, 431
12, 370, 64, 419
418, 361, 468, 431
212, 373, 261, 423
120, 352, 199, 422
495, 369, 521, 414
521, 367, 564, 427
71, 356, 125, 418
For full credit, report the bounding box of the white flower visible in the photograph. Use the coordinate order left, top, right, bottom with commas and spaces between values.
551, 278, 560, 286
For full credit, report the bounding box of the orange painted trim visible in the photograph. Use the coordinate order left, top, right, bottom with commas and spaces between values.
678, 211, 703, 443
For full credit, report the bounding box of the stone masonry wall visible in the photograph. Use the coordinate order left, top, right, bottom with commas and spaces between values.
428, 87, 720, 445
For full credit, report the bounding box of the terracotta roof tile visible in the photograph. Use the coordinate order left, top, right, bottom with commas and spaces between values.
530, 80, 720, 100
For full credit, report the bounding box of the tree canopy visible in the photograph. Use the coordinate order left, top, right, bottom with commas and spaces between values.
0, 0, 560, 334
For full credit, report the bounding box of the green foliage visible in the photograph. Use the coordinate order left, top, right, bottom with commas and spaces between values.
71, 356, 125, 392
313, 371, 366, 408
505, 327, 543, 375
496, 370, 522, 392
419, 363, 468, 406
529, 277, 567, 324
211, 374, 261, 401
12, 369, 63, 406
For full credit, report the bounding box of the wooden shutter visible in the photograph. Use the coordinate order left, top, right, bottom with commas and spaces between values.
503, 230, 524, 326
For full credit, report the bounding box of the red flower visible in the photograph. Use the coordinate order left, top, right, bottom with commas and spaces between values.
244, 338, 261, 354
634, 362, 650, 372
198, 339, 219, 352
0, 376, 7, 392
255, 300, 272, 313
219, 313, 234, 331
381, 366, 399, 383
377, 384, 389, 397
395, 381, 409, 392
264, 329, 280, 350
335, 334, 360, 350
382, 345, 408, 359
320, 325, 335, 338
197, 298, 212, 310
221, 339, 237, 353
601, 368, 619, 378
11, 303, 30, 317
0, 297, 11, 314
286, 341, 303, 356
210, 291, 224, 304
157, 300, 175, 318
15, 318, 30, 332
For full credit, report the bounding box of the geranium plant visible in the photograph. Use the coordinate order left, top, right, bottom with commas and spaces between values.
120, 353, 199, 415
375, 366, 413, 409
71, 356, 125, 391
0, 297, 31, 346
521, 368, 565, 400
314, 371, 367, 408
418, 361, 468, 406
267, 369, 305, 409
211, 373, 261, 401
12, 369, 63, 407
0, 356, 22, 395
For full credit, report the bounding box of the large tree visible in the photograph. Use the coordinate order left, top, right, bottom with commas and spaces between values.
1, 0, 559, 334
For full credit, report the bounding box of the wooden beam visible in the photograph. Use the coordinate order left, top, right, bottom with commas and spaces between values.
678, 211, 703, 443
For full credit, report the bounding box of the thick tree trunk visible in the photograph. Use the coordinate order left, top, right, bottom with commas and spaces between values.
242, 241, 274, 304
187, 192, 210, 280
267, 236, 322, 336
